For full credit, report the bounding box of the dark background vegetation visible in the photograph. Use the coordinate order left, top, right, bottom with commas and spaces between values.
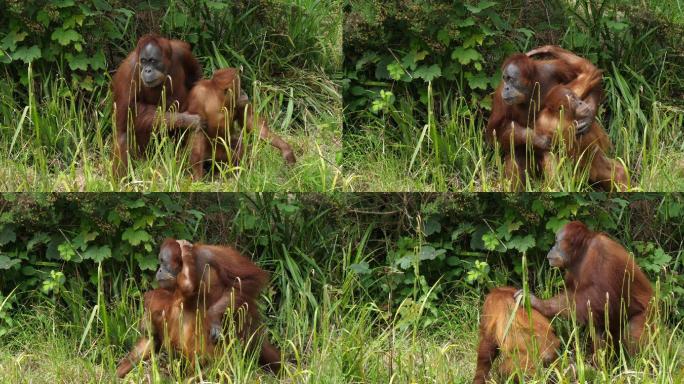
1, 0, 338, 90
343, 0, 684, 122
0, 193, 682, 340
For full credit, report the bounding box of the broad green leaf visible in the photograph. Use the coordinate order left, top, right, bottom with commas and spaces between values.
396, 253, 414, 269
455, 17, 475, 27
122, 228, 152, 246
72, 230, 98, 250
63, 14, 86, 28
53, 0, 75, 7
375, 56, 393, 79
480, 94, 492, 111
423, 217, 441, 236
107, 210, 121, 225
135, 253, 158, 271
545, 217, 568, 233
66, 53, 89, 71
414, 64, 441, 82
482, 232, 499, 251
12, 45, 41, 63
350, 262, 370, 274
557, 204, 579, 218
451, 47, 482, 65
350, 86, 367, 96
419, 246, 445, 260
92, 0, 113, 11
58, 243, 76, 261
667, 201, 682, 217
437, 28, 452, 45
0, 226, 16, 246
115, 8, 135, 18
387, 62, 404, 80
187, 209, 205, 221
452, 223, 475, 241
36, 10, 51, 26
465, 1, 497, 13
133, 215, 154, 230
356, 52, 379, 70
463, 33, 485, 49
531, 200, 545, 215
651, 248, 672, 267
1, 30, 28, 51
0, 255, 21, 270
83, 245, 111, 262
401, 50, 428, 70
27, 232, 50, 251
51, 28, 82, 46
508, 235, 536, 253
370, 99, 385, 114
497, 219, 522, 239
446, 256, 460, 266
89, 51, 106, 70
277, 203, 299, 214
465, 72, 489, 90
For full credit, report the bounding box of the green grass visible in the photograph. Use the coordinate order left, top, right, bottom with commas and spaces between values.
0, 0, 345, 192
0, 74, 342, 192
0, 256, 682, 383
639, 0, 684, 24
344, 70, 684, 192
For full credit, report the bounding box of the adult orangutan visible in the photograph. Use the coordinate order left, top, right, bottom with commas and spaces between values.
186, 68, 296, 179
473, 286, 560, 384
116, 239, 281, 378
111, 34, 202, 177
516, 221, 653, 354
487, 46, 623, 189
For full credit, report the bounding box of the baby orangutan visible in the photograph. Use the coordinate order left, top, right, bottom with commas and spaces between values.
473, 286, 560, 383
532, 54, 627, 190
186, 68, 296, 179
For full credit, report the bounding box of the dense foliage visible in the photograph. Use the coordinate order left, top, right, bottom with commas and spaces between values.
1, 0, 340, 90
344, 0, 512, 112
0, 193, 682, 335
343, 0, 684, 126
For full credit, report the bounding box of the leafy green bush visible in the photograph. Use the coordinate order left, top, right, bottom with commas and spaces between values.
1, 0, 341, 91
343, 0, 518, 114
0, 194, 198, 295
560, 0, 684, 106
352, 193, 684, 326
0, 0, 128, 89
343, 0, 684, 130
158, 0, 342, 73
